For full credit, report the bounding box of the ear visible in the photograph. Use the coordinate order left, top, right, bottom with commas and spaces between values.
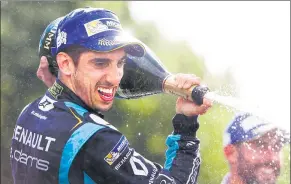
224, 144, 238, 164
56, 52, 75, 76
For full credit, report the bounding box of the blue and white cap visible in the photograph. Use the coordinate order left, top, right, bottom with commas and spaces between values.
51, 7, 145, 57
223, 113, 290, 147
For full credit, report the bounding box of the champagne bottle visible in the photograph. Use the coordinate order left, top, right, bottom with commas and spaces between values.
38, 21, 208, 105
116, 44, 209, 105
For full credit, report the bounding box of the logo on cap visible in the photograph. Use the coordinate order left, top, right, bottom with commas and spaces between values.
84, 19, 108, 37
98, 38, 121, 46
56, 29, 67, 48
106, 20, 122, 29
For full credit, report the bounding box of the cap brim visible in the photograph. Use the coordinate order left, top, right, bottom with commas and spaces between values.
80, 33, 146, 57
249, 125, 290, 145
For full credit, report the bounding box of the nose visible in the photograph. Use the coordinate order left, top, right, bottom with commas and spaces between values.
106, 64, 123, 85
263, 147, 281, 164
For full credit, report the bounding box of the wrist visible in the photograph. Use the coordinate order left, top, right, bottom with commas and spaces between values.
172, 114, 199, 136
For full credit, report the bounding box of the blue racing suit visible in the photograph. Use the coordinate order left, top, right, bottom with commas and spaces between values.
10, 79, 201, 184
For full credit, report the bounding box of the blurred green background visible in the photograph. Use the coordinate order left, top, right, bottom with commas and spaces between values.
1, 1, 289, 184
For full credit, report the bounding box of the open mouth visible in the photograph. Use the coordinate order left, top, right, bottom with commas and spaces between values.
255, 166, 278, 182
97, 87, 115, 102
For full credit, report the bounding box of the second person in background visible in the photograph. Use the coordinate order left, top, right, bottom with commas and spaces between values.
222, 113, 289, 184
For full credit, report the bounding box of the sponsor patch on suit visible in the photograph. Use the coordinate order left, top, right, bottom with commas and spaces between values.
104, 136, 129, 165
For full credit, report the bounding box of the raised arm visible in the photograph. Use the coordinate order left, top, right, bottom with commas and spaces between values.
75, 75, 212, 184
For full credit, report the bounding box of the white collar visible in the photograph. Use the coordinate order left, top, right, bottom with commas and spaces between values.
221, 172, 230, 184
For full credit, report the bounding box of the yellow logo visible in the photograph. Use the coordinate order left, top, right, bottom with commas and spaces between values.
84, 20, 108, 37
104, 152, 120, 165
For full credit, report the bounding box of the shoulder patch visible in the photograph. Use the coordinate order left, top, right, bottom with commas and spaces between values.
38, 95, 57, 112
89, 114, 118, 131
104, 135, 129, 165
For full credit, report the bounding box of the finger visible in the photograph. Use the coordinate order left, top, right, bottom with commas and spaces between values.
178, 79, 187, 89
182, 80, 193, 89
36, 58, 45, 80
180, 75, 201, 89
203, 98, 213, 107
174, 74, 186, 89
199, 103, 211, 112
37, 56, 56, 87
174, 74, 183, 88
198, 106, 209, 115
36, 70, 43, 80
39, 57, 53, 76
187, 74, 201, 85
39, 56, 49, 68
203, 105, 211, 113
183, 79, 199, 89
172, 74, 179, 87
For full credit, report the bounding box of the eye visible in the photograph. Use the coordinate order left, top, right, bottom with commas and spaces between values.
117, 57, 127, 68
94, 61, 110, 69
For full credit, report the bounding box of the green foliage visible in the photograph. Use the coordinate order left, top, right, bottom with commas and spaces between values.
1, 2, 289, 184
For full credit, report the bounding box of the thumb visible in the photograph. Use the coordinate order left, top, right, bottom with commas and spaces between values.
37, 56, 56, 88
36, 57, 47, 80
39, 56, 49, 68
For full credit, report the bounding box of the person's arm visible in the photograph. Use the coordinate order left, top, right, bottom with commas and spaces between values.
37, 55, 211, 183
36, 56, 56, 87
78, 112, 202, 184
70, 74, 210, 184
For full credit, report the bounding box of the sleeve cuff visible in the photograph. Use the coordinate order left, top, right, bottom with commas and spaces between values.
172, 114, 199, 136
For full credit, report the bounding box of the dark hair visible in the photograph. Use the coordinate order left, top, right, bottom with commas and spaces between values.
58, 45, 89, 64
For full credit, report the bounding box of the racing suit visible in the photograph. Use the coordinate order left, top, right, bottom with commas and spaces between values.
10, 79, 201, 184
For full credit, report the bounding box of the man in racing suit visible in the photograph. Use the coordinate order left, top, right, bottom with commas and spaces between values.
11, 7, 212, 184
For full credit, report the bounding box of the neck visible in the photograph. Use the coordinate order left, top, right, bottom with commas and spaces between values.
228, 166, 245, 184
228, 173, 245, 184
51, 78, 96, 113
59, 75, 76, 94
